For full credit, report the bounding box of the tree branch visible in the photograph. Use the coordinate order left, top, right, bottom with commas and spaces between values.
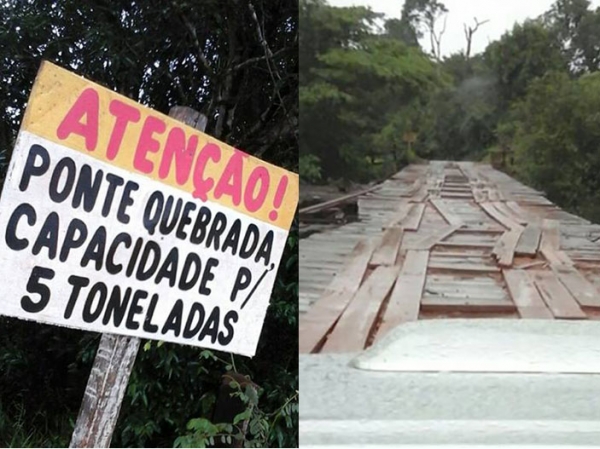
248, 2, 273, 58
180, 13, 214, 78
464, 17, 489, 59
228, 47, 288, 73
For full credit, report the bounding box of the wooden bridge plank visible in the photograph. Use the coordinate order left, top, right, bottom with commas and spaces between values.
385, 201, 412, 229
503, 269, 553, 319
495, 201, 528, 226
428, 262, 500, 272
403, 203, 426, 230
493, 228, 524, 267
539, 219, 573, 267
300, 161, 600, 353
540, 219, 560, 249
370, 227, 404, 266
376, 250, 429, 341
299, 238, 375, 353
420, 296, 515, 314
322, 265, 400, 353
406, 225, 461, 250
506, 201, 532, 223
552, 265, 600, 309
515, 223, 542, 257
530, 270, 587, 319
479, 202, 521, 230
299, 184, 380, 215
430, 199, 463, 226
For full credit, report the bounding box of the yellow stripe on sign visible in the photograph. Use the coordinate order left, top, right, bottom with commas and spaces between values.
21, 61, 298, 230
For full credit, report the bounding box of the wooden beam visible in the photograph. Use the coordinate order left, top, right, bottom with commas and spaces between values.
402, 203, 426, 230
435, 240, 495, 249
493, 228, 524, 267
494, 201, 528, 226
376, 250, 429, 340
428, 262, 500, 273
322, 265, 400, 352
552, 265, 600, 309
406, 225, 461, 250
300, 185, 380, 215
530, 270, 587, 319
479, 202, 521, 231
539, 219, 572, 267
515, 224, 541, 257
430, 199, 463, 226
420, 296, 515, 314
299, 238, 375, 353
384, 201, 412, 229
370, 227, 404, 266
505, 201, 532, 223
503, 269, 553, 319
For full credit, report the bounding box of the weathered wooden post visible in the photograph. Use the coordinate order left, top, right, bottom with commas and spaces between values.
69, 106, 208, 448
0, 62, 298, 448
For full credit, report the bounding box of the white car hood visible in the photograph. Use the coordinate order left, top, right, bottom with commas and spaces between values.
300, 319, 600, 446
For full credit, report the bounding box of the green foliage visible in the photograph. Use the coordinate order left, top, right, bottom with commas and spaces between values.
300, 0, 600, 228
299, 154, 322, 182
484, 20, 567, 106
300, 0, 441, 182
507, 71, 600, 220
174, 376, 298, 448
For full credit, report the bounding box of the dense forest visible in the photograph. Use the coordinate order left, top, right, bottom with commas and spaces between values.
300, 0, 600, 223
0, 1, 298, 447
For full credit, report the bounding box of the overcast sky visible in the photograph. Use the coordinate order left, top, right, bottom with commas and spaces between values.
327, 0, 600, 56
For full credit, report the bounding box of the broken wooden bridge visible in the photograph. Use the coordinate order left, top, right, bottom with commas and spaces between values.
300, 161, 600, 353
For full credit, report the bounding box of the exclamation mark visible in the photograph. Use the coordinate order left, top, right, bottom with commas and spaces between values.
269, 175, 288, 221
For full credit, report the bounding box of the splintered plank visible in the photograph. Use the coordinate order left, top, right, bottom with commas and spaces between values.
529, 270, 587, 319
493, 228, 524, 267
503, 269, 553, 319
406, 225, 461, 250
552, 265, 600, 309
430, 199, 463, 226
402, 203, 426, 230
322, 265, 400, 352
370, 227, 404, 266
299, 239, 375, 353
515, 224, 542, 257
376, 250, 429, 340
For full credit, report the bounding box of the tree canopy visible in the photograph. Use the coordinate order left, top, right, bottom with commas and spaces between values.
300, 0, 600, 224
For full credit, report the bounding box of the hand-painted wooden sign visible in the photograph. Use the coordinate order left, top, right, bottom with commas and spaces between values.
0, 62, 298, 357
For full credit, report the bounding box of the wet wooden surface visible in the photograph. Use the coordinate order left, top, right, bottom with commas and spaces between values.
300, 161, 600, 353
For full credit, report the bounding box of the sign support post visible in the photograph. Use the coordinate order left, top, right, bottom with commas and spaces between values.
69, 107, 207, 448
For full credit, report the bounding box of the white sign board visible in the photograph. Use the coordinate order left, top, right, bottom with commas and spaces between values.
0, 62, 298, 356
